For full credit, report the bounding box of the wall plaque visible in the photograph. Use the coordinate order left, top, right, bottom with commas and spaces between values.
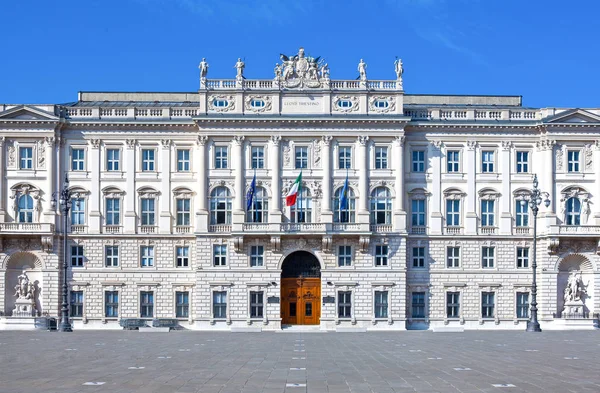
322, 296, 335, 304
281, 95, 323, 114
267, 296, 280, 304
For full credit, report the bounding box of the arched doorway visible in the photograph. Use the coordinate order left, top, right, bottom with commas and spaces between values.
281, 251, 321, 325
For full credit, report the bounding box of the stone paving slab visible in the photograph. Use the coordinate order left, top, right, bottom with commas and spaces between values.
0, 330, 599, 392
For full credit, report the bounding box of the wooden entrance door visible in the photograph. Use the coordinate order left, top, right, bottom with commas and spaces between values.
281, 277, 321, 325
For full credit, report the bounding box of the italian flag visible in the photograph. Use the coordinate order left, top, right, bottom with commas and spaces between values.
285, 172, 302, 207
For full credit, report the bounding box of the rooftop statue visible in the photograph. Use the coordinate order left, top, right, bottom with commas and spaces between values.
358, 59, 367, 81
394, 57, 404, 89
199, 58, 209, 79
234, 58, 245, 80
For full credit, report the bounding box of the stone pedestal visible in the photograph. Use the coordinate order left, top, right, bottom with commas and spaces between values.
13, 298, 36, 317
562, 300, 585, 317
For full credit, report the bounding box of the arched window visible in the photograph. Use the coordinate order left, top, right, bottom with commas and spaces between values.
247, 187, 268, 223
291, 188, 312, 223
210, 187, 232, 225
18, 194, 34, 223
566, 197, 581, 226
333, 187, 356, 223
370, 187, 392, 224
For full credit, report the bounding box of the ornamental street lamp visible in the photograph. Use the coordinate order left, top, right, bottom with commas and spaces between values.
519, 174, 550, 333
51, 174, 74, 332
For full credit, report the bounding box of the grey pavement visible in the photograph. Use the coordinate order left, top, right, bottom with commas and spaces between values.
0, 330, 599, 393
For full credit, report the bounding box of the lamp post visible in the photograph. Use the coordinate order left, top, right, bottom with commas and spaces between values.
519, 174, 550, 333
51, 173, 73, 332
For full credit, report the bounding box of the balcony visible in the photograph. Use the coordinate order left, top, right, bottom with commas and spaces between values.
549, 225, 600, 236
410, 226, 427, 235
209, 224, 231, 233
370, 224, 393, 233
444, 226, 463, 235
331, 223, 366, 232
280, 223, 326, 233
104, 225, 121, 234
71, 224, 87, 234
0, 223, 55, 233
514, 227, 532, 236
174, 225, 192, 234
139, 225, 157, 234
479, 227, 497, 235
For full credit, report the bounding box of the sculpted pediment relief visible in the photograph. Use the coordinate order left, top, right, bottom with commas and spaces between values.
544, 109, 600, 124
0, 105, 59, 121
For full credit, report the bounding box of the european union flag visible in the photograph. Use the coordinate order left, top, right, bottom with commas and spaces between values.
339, 172, 349, 211
246, 171, 256, 211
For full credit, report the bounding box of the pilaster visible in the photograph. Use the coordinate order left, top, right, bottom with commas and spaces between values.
88, 139, 101, 234
500, 141, 512, 235
124, 139, 137, 234
269, 135, 282, 224
195, 135, 209, 232
0, 137, 6, 222
159, 139, 172, 234
465, 140, 478, 235
393, 136, 406, 233
536, 138, 557, 226
356, 135, 370, 224
320, 136, 333, 224
429, 141, 443, 235
232, 136, 245, 231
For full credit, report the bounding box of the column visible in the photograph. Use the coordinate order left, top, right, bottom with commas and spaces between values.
0, 138, 6, 222
232, 136, 245, 230
159, 139, 172, 234
357, 136, 370, 224
43, 137, 58, 223
123, 139, 137, 234
500, 142, 512, 235
195, 135, 209, 232
269, 135, 282, 224
321, 136, 333, 224
594, 141, 600, 224
393, 135, 406, 233
429, 141, 443, 235
537, 138, 557, 227
88, 139, 101, 234
465, 140, 478, 235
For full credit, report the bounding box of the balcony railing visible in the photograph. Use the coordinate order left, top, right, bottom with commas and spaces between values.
480, 226, 497, 235
104, 225, 121, 234
140, 225, 157, 234
410, 226, 427, 235
0, 223, 55, 233
280, 223, 326, 232
444, 226, 463, 235
70, 224, 87, 234
209, 224, 231, 233
332, 223, 364, 232
174, 225, 192, 234
370, 224, 393, 233
242, 223, 272, 232
551, 225, 600, 235
514, 227, 532, 235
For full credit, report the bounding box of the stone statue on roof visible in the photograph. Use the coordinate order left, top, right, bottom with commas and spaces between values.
358, 59, 367, 81
199, 58, 209, 79
274, 63, 282, 80
234, 58, 245, 80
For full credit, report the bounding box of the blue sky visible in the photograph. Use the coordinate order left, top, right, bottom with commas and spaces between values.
1, 0, 598, 108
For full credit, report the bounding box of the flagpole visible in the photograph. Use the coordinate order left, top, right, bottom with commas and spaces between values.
299, 170, 303, 222
345, 167, 349, 222
253, 168, 257, 223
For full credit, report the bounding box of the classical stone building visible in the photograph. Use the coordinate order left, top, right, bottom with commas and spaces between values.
0, 48, 598, 331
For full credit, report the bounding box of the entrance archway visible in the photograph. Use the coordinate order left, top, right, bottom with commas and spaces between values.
281, 251, 321, 325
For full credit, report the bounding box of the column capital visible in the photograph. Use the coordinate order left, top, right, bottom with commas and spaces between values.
270, 135, 281, 146
0, 136, 5, 147
322, 135, 333, 146
357, 135, 369, 146
88, 138, 101, 149
197, 135, 209, 146
394, 135, 405, 147
233, 135, 245, 145
161, 139, 172, 149
431, 140, 444, 150
466, 140, 477, 150
126, 139, 137, 149
45, 136, 56, 147
536, 138, 556, 151
501, 141, 513, 151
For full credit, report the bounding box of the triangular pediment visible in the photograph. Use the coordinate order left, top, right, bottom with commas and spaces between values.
0, 105, 58, 121
544, 109, 600, 124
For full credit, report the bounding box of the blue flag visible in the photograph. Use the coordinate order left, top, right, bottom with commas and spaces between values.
339, 171, 349, 211
246, 171, 256, 211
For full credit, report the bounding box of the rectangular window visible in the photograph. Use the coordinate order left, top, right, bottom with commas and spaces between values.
338, 245, 352, 267
516, 151, 529, 173
250, 245, 264, 267
295, 146, 308, 169
375, 244, 388, 267
176, 246, 189, 268
213, 291, 227, 319
141, 149, 155, 171
338, 146, 352, 169
250, 291, 264, 318
411, 292, 426, 318
447, 150, 460, 173
516, 201, 529, 227
71, 148, 85, 171
482, 151, 495, 173
516, 247, 529, 268
105, 198, 120, 226
481, 292, 495, 318
106, 148, 120, 171
446, 292, 460, 318
177, 149, 191, 172
447, 247, 460, 268
481, 200, 495, 227
567, 150, 580, 172
215, 146, 228, 169
105, 291, 119, 317
175, 291, 189, 318
71, 198, 85, 225
71, 245, 84, 267
251, 146, 264, 169
140, 291, 154, 318
70, 291, 83, 318
140, 246, 154, 267
446, 199, 460, 226
516, 292, 529, 319
375, 147, 388, 169
374, 291, 388, 319
176, 198, 191, 227
19, 147, 33, 169
412, 150, 425, 172
213, 244, 227, 266
411, 199, 426, 227
338, 291, 352, 318
412, 247, 425, 268
140, 198, 155, 226
482, 246, 495, 268
105, 245, 119, 267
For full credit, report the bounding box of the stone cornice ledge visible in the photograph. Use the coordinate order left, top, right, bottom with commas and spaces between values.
443, 282, 467, 287
370, 281, 395, 287
209, 281, 234, 286
333, 281, 358, 287
477, 283, 502, 287
101, 281, 125, 286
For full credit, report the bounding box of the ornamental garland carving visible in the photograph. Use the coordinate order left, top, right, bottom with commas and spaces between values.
208, 180, 234, 193
245, 179, 271, 194
370, 179, 395, 191
332, 96, 359, 113
555, 145, 563, 171
37, 140, 46, 169
313, 139, 321, 168
208, 95, 235, 112
585, 144, 593, 170
282, 140, 292, 168
333, 180, 359, 194
244, 95, 272, 113
368, 95, 396, 113
7, 142, 16, 168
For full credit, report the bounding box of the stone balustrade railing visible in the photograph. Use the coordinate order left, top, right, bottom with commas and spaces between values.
549, 225, 600, 235
0, 223, 55, 233
404, 107, 539, 122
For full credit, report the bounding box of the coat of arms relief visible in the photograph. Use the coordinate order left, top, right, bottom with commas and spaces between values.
277, 47, 328, 89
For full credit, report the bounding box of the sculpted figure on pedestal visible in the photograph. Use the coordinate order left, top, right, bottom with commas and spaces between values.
394, 57, 404, 80
564, 272, 586, 303
14, 270, 30, 299
358, 59, 367, 81
274, 63, 282, 80
234, 58, 245, 79
199, 58, 209, 79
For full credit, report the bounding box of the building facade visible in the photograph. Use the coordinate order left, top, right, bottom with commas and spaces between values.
0, 48, 598, 331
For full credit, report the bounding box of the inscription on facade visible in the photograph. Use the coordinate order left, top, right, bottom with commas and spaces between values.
281, 96, 323, 114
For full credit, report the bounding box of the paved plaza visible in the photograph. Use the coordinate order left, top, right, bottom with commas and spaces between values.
0, 330, 599, 393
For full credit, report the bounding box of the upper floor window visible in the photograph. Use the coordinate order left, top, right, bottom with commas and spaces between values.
411, 199, 426, 227
447, 150, 460, 173
71, 198, 85, 225
447, 247, 460, 268
105, 198, 120, 226
334, 187, 355, 223
516, 151, 529, 173
251, 146, 264, 169
338, 146, 352, 169
177, 149, 191, 172
71, 245, 84, 267
18, 194, 34, 223
19, 147, 33, 170
291, 188, 312, 223
140, 198, 155, 226
210, 187, 232, 225
215, 146, 228, 169
247, 187, 268, 223
250, 245, 264, 267
370, 187, 392, 225
412, 150, 425, 172
140, 246, 154, 267
374, 244, 388, 266
412, 247, 425, 268
71, 148, 85, 171
213, 244, 227, 266
446, 199, 460, 227
141, 149, 155, 171
106, 148, 120, 171
565, 197, 581, 225
516, 200, 529, 227
176, 246, 189, 268
481, 200, 495, 227
375, 147, 388, 169
295, 146, 308, 169
567, 150, 580, 172
176, 198, 191, 227
481, 151, 494, 173
482, 246, 495, 268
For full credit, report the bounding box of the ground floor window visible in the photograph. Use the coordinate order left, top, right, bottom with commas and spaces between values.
213, 291, 227, 319
446, 292, 460, 318
374, 291, 388, 318
105, 291, 118, 318
176, 291, 189, 318
481, 292, 495, 318
516, 292, 529, 319
411, 292, 425, 318
250, 291, 264, 318
70, 291, 83, 317
338, 291, 352, 318
140, 291, 154, 318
